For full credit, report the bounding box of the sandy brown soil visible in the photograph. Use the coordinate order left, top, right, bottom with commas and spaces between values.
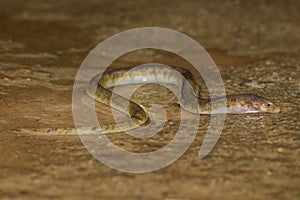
0, 1, 299, 199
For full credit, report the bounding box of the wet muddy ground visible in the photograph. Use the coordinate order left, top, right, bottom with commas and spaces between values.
0, 0, 299, 199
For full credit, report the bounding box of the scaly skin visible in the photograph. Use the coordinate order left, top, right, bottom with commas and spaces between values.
19, 65, 280, 135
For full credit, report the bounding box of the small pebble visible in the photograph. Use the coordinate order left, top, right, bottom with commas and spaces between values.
266, 140, 273, 144
265, 61, 272, 65
277, 147, 284, 153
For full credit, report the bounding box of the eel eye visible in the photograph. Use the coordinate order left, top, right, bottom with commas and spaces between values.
266, 103, 272, 107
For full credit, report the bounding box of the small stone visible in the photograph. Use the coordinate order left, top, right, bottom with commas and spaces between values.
266, 140, 273, 144
265, 61, 272, 65
277, 147, 284, 153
